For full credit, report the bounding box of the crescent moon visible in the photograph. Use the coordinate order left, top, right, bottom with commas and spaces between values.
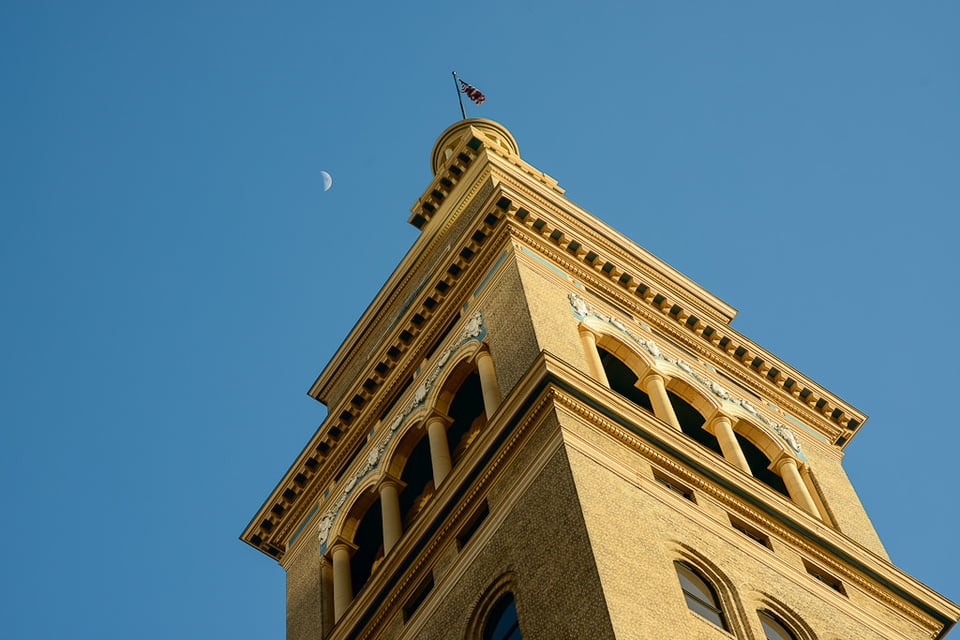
320, 171, 333, 192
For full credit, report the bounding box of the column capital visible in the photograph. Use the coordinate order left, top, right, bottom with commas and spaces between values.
325, 537, 358, 560
377, 474, 407, 494
577, 323, 601, 339
703, 412, 733, 436
471, 346, 494, 363
640, 370, 667, 388
425, 412, 454, 429
773, 453, 800, 472
774, 453, 819, 517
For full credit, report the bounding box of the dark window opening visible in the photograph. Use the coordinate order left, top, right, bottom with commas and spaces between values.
483, 593, 522, 640
730, 516, 771, 548
402, 574, 435, 622
735, 433, 789, 497
675, 562, 727, 630
456, 500, 490, 549
758, 611, 798, 640
654, 472, 695, 502
447, 371, 486, 465
596, 347, 653, 413
804, 561, 846, 595
668, 391, 722, 456
350, 498, 384, 597
399, 436, 435, 528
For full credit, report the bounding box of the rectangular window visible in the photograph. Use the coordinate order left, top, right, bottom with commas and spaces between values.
402, 574, 435, 622
729, 516, 771, 548
654, 472, 695, 502
804, 561, 846, 596
456, 500, 489, 550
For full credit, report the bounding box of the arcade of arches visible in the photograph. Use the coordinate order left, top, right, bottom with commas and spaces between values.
326, 349, 501, 621
581, 326, 822, 519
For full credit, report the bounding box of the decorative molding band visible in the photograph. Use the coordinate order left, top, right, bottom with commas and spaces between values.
317, 311, 486, 553
568, 292, 804, 459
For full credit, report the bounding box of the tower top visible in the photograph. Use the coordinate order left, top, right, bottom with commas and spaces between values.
430, 118, 520, 175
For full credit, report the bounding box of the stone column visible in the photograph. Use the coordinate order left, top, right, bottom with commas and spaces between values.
578, 325, 610, 387
474, 349, 502, 416
426, 414, 453, 487
776, 456, 820, 517
378, 477, 405, 554
641, 372, 681, 430
329, 540, 357, 621
708, 414, 751, 473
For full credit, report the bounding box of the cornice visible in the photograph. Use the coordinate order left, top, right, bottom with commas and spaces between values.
482, 165, 739, 326
242, 194, 518, 559
499, 194, 864, 446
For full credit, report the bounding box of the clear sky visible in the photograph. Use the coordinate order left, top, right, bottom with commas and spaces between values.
2, 2, 957, 638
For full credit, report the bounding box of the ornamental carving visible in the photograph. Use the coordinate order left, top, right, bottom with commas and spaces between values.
568, 293, 804, 458
317, 310, 486, 552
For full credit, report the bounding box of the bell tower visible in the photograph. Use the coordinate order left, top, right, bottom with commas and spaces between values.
242, 119, 958, 640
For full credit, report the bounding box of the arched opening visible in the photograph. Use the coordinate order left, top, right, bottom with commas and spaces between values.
596, 346, 653, 412
735, 433, 789, 497
668, 391, 722, 455
349, 499, 384, 597
399, 435, 435, 528
758, 610, 798, 640
447, 370, 486, 464
482, 592, 522, 640
675, 561, 727, 630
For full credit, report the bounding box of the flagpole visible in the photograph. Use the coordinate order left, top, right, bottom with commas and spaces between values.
452, 71, 466, 120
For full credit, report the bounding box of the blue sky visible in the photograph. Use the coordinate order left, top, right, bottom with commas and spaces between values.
2, 2, 957, 638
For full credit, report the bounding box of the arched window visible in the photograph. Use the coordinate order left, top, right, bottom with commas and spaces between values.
350, 499, 384, 596
447, 370, 486, 464
668, 391, 722, 456
482, 593, 522, 640
596, 347, 654, 412
399, 435, 434, 528
758, 611, 797, 640
675, 562, 727, 630
735, 433, 789, 497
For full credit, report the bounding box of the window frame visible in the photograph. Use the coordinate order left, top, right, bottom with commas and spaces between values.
757, 610, 798, 640
481, 592, 521, 640
674, 561, 728, 630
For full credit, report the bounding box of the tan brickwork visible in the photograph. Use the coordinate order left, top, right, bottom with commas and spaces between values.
243, 119, 958, 640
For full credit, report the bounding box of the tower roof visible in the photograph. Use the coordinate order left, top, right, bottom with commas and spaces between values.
430, 119, 519, 176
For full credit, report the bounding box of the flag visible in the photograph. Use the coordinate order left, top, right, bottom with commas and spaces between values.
458, 79, 486, 105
